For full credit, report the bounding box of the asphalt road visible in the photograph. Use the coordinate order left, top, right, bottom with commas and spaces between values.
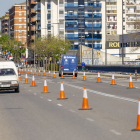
0, 72, 140, 140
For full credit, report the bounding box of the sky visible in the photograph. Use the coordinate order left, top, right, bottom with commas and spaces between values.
0, 0, 25, 30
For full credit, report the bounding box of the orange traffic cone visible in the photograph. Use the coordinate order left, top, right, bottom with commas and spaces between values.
25, 73, 28, 84
30, 69, 32, 75
97, 71, 101, 83
34, 69, 36, 75
53, 71, 56, 78
79, 87, 92, 110
24, 69, 26, 73
43, 69, 46, 76
61, 71, 64, 79
18, 73, 21, 81
48, 70, 51, 77
38, 69, 41, 76
28, 69, 30, 74
42, 78, 49, 93
31, 75, 36, 87
111, 73, 116, 85
57, 81, 68, 99
19, 68, 21, 74
129, 74, 133, 88
72, 70, 75, 79
132, 98, 140, 131
22, 69, 23, 73
83, 71, 86, 80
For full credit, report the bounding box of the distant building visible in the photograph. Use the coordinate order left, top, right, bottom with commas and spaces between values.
9, 2, 27, 45
0, 12, 9, 35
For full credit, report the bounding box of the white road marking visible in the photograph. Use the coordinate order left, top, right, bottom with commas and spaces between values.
110, 130, 121, 136
57, 104, 62, 106
34, 93, 37, 95
48, 99, 52, 101
29, 90, 31, 91
40, 96, 43, 98
63, 83, 138, 103
69, 110, 75, 113
86, 118, 94, 122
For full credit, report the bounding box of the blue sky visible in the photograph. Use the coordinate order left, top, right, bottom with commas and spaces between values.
0, 0, 25, 30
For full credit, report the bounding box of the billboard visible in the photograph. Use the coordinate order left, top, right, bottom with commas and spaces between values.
106, 41, 120, 49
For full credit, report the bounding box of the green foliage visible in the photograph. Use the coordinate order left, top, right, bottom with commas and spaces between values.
34, 34, 71, 61
0, 34, 26, 61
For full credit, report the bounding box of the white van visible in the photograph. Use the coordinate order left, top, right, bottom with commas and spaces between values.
0, 61, 19, 93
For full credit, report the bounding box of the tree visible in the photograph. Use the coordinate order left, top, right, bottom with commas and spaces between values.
0, 34, 26, 61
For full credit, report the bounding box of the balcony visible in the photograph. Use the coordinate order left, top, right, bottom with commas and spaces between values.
35, 3, 41, 11
36, 23, 41, 30
31, 26, 35, 31
85, 23, 102, 29
107, 26, 117, 29
65, 23, 78, 29
31, 8, 35, 13
106, 2, 117, 5
126, 10, 136, 14
107, 19, 117, 22
106, 10, 117, 14
85, 3, 101, 9
85, 13, 101, 19
31, 17, 35, 22
31, 35, 34, 40
65, 34, 78, 39
31, 0, 36, 4
85, 34, 102, 39
65, 3, 78, 9
65, 13, 78, 19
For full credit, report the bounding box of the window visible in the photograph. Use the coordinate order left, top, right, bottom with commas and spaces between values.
19, 30, 22, 35
24, 31, 26, 34
19, 6, 22, 9
19, 12, 22, 16
19, 18, 22, 22
19, 25, 22, 28
24, 12, 26, 16
24, 6, 26, 9
24, 25, 26, 28
19, 37, 22, 41
24, 19, 26, 22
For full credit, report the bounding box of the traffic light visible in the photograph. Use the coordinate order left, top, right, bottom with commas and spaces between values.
14, 45, 17, 50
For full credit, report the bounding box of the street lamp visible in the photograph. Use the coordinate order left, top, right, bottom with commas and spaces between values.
79, 4, 84, 63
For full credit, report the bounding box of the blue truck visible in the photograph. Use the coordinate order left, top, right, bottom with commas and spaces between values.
59, 55, 78, 77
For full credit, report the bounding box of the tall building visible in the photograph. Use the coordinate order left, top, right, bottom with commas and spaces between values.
0, 13, 9, 35
9, 2, 27, 46
33, 0, 106, 51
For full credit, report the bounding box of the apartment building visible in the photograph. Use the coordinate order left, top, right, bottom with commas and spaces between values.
0, 13, 9, 35
33, 0, 106, 51
9, 2, 27, 45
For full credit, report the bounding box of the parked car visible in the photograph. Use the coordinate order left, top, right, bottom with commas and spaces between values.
59, 55, 78, 77
0, 61, 19, 93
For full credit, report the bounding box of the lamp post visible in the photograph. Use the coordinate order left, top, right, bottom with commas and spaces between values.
79, 4, 84, 63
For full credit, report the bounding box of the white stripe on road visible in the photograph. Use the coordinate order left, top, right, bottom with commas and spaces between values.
110, 130, 121, 136
86, 118, 94, 122
34, 93, 37, 95
29, 90, 31, 91
40, 96, 43, 98
48, 99, 52, 101
63, 83, 138, 103
69, 110, 75, 113
57, 104, 62, 106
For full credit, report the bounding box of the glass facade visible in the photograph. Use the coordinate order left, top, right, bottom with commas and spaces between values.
65, 0, 102, 50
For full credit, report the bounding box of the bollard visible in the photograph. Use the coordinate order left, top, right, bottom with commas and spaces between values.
135, 70, 137, 81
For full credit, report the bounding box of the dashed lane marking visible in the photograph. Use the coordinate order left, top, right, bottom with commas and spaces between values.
63, 83, 138, 103
57, 104, 62, 106
86, 118, 94, 122
48, 99, 52, 101
40, 96, 43, 98
69, 110, 75, 113
34, 93, 37, 95
110, 130, 121, 136
29, 90, 31, 91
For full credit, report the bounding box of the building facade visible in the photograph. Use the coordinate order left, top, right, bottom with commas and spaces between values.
0, 13, 9, 35
9, 2, 27, 45
33, 0, 106, 51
